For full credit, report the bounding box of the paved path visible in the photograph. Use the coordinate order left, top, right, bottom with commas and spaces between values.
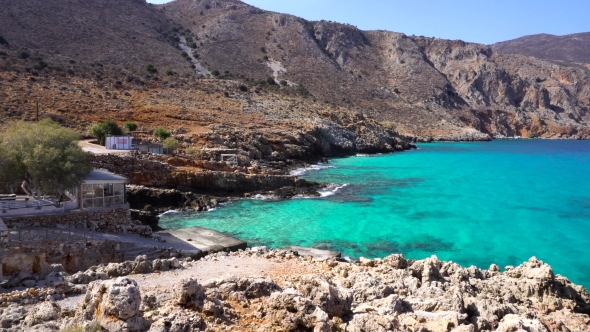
78, 140, 130, 155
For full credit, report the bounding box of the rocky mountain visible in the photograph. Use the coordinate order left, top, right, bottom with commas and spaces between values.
493, 32, 590, 65
0, 0, 589, 141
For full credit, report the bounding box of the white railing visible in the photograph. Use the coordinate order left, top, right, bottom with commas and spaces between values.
0, 199, 56, 211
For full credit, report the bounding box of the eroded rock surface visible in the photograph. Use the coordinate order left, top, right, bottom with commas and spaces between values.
1, 249, 589, 332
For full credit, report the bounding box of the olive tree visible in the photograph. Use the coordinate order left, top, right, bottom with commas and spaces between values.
88, 119, 123, 145
0, 120, 92, 199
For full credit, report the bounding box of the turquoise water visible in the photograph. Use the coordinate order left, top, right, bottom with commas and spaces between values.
160, 140, 590, 287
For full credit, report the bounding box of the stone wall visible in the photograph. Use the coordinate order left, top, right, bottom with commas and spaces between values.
2, 209, 150, 235
1, 240, 122, 277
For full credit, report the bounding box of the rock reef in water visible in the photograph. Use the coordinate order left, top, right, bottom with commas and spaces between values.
1, 248, 589, 331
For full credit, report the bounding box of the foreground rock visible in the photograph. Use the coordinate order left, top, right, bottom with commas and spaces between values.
1, 248, 589, 331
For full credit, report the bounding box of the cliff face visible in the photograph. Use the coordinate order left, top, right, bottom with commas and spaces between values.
91, 154, 320, 193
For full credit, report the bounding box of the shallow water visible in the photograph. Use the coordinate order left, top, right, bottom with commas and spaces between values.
160, 140, 590, 287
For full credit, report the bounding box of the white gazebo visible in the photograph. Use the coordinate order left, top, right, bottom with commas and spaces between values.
77, 169, 129, 210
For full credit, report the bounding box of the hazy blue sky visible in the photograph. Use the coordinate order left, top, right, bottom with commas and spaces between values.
146, 0, 588, 44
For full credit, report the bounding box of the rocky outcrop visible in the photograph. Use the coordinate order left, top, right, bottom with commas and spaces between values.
3, 249, 589, 332
77, 277, 145, 332
91, 154, 323, 193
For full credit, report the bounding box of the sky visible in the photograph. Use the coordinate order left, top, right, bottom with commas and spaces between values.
146, 0, 589, 44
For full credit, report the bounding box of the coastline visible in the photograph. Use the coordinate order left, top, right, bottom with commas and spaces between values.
1, 244, 589, 331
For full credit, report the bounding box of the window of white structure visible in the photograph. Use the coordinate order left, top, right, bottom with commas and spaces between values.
81, 183, 125, 209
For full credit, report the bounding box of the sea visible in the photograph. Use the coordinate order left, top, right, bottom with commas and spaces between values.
160, 140, 590, 287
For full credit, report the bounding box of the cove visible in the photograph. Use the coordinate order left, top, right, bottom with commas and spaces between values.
160, 140, 590, 287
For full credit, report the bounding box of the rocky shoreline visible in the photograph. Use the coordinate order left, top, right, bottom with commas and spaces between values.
1, 247, 588, 331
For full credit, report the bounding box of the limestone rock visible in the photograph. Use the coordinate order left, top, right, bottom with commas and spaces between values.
496, 314, 548, 332
173, 278, 205, 309
77, 277, 143, 332
23, 302, 61, 327
266, 288, 330, 332
295, 275, 352, 317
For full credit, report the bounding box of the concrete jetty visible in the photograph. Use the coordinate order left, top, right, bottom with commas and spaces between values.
157, 226, 247, 254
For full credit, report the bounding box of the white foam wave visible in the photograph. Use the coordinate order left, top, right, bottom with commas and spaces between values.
157, 210, 179, 217
249, 194, 281, 201
290, 163, 334, 176
318, 183, 349, 197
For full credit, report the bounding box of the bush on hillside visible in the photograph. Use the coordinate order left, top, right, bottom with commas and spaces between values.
145, 64, 158, 73
163, 137, 179, 152
124, 122, 138, 131
154, 128, 171, 140
88, 120, 123, 145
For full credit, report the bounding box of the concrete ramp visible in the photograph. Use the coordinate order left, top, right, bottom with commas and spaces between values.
158, 227, 247, 254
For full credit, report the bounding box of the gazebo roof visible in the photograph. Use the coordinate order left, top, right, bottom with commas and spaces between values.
84, 169, 128, 183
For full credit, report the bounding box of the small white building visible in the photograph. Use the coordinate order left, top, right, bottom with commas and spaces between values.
76, 170, 129, 210
105, 136, 134, 150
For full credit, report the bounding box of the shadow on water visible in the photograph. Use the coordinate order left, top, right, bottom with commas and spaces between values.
306, 235, 454, 259
310, 239, 362, 252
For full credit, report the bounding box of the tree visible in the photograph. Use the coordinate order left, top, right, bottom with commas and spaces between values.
0, 120, 92, 199
163, 137, 179, 153
88, 120, 123, 145
124, 121, 138, 131
154, 128, 171, 140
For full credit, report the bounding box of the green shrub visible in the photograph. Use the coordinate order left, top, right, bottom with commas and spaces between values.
186, 146, 204, 158
181, 51, 189, 58
145, 64, 157, 73
280, 80, 288, 86
192, 51, 199, 58
381, 121, 397, 131
165, 69, 175, 76
88, 120, 123, 145
154, 128, 171, 140
239, 85, 248, 92
263, 55, 269, 61
124, 122, 138, 131
211, 69, 220, 76
393, 88, 400, 94
266, 76, 276, 85
260, 47, 266, 53
528, 130, 540, 139
163, 137, 179, 151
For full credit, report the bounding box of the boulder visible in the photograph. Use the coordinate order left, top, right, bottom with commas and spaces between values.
295, 275, 352, 317
77, 277, 144, 332
23, 302, 61, 327
173, 278, 205, 310
266, 288, 330, 332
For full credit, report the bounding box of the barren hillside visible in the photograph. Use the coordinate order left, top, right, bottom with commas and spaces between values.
493, 32, 590, 64
0, 0, 589, 140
